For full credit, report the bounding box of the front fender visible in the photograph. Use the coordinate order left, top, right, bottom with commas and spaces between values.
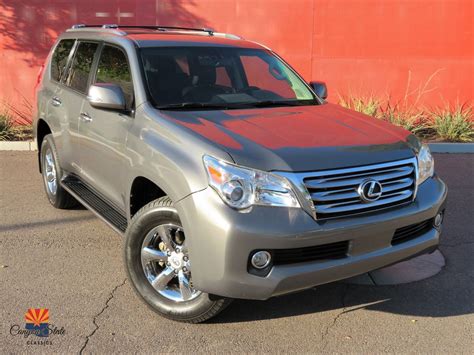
124, 104, 233, 220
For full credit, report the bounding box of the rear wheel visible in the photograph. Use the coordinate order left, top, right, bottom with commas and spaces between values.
40, 134, 77, 209
124, 197, 231, 323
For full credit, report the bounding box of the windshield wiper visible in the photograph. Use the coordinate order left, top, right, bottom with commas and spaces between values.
248, 100, 308, 107
156, 100, 315, 110
156, 102, 233, 110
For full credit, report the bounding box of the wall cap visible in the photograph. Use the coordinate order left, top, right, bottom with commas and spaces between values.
0, 141, 37, 151
0, 141, 472, 153
428, 143, 474, 153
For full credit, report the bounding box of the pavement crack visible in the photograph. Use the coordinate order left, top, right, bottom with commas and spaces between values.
321, 284, 351, 351
79, 278, 127, 354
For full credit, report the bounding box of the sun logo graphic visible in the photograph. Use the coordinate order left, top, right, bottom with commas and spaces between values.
24, 308, 49, 337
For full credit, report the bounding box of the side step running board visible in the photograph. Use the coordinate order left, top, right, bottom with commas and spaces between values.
61, 176, 128, 235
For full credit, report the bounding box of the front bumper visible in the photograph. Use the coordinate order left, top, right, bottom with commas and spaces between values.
175, 176, 447, 300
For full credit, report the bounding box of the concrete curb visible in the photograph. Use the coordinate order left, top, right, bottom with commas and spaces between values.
428, 143, 474, 153
0, 140, 37, 151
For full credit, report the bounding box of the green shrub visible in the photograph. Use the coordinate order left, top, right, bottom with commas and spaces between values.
431, 104, 473, 142
379, 103, 429, 135
0, 111, 15, 141
0, 109, 33, 141
338, 95, 473, 142
338, 95, 381, 118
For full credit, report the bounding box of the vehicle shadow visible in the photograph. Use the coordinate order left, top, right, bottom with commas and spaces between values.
211, 247, 473, 323
0, 214, 94, 233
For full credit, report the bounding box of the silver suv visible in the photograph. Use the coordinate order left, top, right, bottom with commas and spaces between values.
34, 24, 447, 323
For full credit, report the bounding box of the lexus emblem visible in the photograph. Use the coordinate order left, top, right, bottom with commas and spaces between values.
357, 179, 383, 202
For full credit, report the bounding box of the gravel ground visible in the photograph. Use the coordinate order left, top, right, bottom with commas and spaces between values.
1, 152, 473, 353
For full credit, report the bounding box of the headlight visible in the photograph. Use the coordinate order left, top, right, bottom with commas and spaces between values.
203, 155, 300, 210
417, 144, 434, 185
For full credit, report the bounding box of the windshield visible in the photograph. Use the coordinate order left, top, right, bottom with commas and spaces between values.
140, 47, 318, 109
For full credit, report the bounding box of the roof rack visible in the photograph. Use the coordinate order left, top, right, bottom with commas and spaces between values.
69, 24, 216, 35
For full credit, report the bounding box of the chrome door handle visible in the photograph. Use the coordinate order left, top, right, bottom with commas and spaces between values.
51, 97, 62, 107
79, 112, 93, 123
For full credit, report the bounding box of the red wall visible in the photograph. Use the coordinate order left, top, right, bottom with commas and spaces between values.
1, 0, 473, 122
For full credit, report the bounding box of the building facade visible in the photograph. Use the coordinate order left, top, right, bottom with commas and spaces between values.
0, 0, 472, 122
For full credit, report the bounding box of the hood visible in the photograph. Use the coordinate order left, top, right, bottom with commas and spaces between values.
160, 103, 417, 171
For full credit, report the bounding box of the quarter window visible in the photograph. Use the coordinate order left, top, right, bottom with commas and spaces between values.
51, 39, 75, 82
95, 45, 134, 109
67, 42, 99, 94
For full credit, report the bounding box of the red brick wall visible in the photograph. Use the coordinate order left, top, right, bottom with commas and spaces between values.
1, 0, 472, 122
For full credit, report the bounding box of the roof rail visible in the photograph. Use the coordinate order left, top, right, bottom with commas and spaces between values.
66, 24, 243, 40
68, 24, 216, 35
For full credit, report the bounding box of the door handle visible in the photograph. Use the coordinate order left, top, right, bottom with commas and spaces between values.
51, 97, 62, 107
79, 112, 93, 123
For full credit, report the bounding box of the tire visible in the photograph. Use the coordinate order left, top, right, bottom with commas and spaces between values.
40, 134, 78, 209
124, 197, 232, 323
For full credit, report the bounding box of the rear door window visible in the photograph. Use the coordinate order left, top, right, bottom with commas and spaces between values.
95, 45, 134, 109
50, 39, 75, 82
66, 42, 99, 94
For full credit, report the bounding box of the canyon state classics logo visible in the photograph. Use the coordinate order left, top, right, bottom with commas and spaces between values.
10, 308, 66, 346
25, 308, 50, 337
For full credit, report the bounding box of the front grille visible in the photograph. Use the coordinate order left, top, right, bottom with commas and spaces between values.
392, 219, 433, 245
272, 240, 349, 265
303, 159, 416, 219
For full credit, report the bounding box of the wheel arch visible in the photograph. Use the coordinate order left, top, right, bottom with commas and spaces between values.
36, 118, 52, 173
129, 176, 169, 219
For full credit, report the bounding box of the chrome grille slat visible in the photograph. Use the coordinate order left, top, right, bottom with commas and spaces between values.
314, 190, 413, 214
311, 190, 359, 202
381, 178, 413, 192
305, 167, 414, 189
382, 177, 412, 186
300, 159, 417, 219
312, 178, 413, 202
308, 166, 413, 182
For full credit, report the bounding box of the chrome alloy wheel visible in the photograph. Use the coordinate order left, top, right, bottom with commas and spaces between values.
43, 148, 58, 196
141, 224, 201, 302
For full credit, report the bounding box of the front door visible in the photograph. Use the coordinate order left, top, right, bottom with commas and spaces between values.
78, 44, 135, 211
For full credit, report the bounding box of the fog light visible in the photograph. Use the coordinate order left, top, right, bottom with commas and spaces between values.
251, 251, 272, 269
434, 212, 444, 228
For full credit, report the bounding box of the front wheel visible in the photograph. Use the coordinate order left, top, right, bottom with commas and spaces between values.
124, 197, 231, 323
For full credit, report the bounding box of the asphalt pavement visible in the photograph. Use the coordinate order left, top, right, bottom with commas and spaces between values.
1, 152, 473, 353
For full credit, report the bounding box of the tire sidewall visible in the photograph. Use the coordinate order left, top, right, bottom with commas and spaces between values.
124, 203, 221, 321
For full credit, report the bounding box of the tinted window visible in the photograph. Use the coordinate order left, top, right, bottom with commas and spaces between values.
67, 42, 99, 94
51, 39, 75, 82
140, 47, 316, 108
141, 48, 193, 105
241, 55, 296, 98
95, 45, 133, 109
215, 67, 232, 87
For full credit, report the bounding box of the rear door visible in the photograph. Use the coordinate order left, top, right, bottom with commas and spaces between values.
45, 38, 78, 173
78, 44, 134, 211
57, 41, 100, 173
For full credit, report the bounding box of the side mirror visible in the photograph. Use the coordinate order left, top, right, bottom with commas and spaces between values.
87, 83, 126, 110
309, 81, 328, 100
